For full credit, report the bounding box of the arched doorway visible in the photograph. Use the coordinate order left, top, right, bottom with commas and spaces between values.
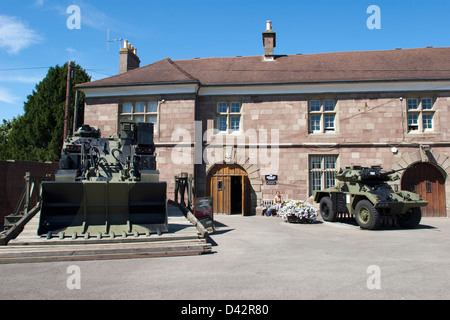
401, 162, 446, 217
206, 164, 250, 215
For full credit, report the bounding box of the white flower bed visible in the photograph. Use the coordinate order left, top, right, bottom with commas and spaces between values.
278, 200, 318, 223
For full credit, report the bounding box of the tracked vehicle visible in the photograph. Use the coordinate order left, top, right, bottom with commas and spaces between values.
313, 166, 428, 230
38, 121, 167, 239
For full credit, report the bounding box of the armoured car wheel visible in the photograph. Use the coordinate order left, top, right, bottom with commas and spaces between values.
355, 200, 381, 230
319, 196, 337, 222
398, 207, 422, 229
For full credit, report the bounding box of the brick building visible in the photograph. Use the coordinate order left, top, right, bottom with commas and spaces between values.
77, 22, 450, 217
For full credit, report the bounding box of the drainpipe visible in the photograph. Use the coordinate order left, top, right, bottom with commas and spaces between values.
194, 82, 202, 198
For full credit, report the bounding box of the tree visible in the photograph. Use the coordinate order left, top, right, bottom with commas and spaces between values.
0, 118, 15, 160
1, 62, 91, 162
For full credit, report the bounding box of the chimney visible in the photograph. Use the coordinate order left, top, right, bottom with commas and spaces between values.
262, 20, 276, 61
119, 40, 141, 73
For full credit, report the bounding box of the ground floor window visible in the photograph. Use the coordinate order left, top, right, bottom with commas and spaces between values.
309, 155, 338, 195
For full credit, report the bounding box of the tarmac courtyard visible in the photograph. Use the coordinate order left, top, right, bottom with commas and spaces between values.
0, 214, 449, 300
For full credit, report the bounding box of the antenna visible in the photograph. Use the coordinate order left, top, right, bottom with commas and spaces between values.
107, 28, 123, 53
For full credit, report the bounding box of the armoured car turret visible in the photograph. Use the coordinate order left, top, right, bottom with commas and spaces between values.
313, 166, 428, 230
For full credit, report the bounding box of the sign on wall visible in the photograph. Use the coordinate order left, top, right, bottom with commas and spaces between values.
265, 174, 278, 185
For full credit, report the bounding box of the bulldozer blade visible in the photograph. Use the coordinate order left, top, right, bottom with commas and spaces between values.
38, 181, 167, 238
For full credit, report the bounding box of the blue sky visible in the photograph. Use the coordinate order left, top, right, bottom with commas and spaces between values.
1, 0, 450, 122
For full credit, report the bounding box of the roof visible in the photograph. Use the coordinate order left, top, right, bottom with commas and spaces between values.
78, 47, 450, 88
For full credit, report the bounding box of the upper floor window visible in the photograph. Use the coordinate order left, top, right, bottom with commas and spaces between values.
216, 101, 242, 133
120, 101, 158, 132
406, 98, 435, 133
309, 99, 337, 133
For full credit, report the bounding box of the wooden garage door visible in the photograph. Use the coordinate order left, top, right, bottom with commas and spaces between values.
401, 162, 446, 217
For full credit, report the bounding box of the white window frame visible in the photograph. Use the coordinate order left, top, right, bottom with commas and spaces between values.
406, 98, 435, 133
309, 99, 337, 134
120, 101, 159, 132
216, 101, 242, 133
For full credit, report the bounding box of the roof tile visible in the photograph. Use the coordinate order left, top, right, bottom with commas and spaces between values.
78, 47, 450, 88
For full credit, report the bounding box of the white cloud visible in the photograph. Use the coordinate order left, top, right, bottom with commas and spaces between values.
0, 74, 42, 84
66, 47, 78, 54
0, 87, 20, 104
0, 15, 43, 54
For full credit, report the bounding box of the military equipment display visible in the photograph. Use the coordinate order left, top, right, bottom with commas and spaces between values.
313, 166, 428, 230
38, 121, 168, 239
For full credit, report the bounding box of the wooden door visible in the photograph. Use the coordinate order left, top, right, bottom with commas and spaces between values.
401, 162, 446, 217
207, 164, 250, 215
210, 175, 230, 214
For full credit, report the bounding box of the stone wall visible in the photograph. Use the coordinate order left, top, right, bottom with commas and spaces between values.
84, 91, 450, 216
197, 92, 450, 215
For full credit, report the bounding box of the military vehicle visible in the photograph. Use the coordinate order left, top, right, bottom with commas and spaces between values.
38, 121, 167, 239
313, 166, 428, 230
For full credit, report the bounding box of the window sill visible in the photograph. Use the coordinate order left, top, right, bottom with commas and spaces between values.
406, 131, 438, 137
308, 132, 342, 138
212, 130, 243, 136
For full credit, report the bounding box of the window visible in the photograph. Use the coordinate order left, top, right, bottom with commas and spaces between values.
407, 113, 419, 131
309, 155, 338, 195
216, 101, 242, 133
309, 99, 337, 133
423, 114, 433, 130
310, 115, 321, 132
120, 101, 158, 132
324, 114, 335, 132
406, 98, 435, 133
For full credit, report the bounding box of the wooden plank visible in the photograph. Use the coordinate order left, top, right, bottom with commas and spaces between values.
0, 200, 212, 264
0, 241, 212, 264
0, 204, 41, 245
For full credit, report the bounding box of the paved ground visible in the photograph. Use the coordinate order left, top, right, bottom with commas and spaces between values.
0, 214, 449, 301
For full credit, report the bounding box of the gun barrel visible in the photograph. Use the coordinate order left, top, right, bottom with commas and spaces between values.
382, 166, 409, 176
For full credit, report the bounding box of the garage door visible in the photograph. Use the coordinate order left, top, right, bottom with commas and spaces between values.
401, 162, 446, 217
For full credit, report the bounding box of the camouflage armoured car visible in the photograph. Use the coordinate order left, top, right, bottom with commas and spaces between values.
313, 166, 428, 230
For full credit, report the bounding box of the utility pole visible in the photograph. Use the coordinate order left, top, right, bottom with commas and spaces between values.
63, 61, 73, 139
72, 89, 79, 133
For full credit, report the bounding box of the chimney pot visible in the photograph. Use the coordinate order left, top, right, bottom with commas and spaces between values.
119, 40, 140, 74
262, 20, 276, 61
